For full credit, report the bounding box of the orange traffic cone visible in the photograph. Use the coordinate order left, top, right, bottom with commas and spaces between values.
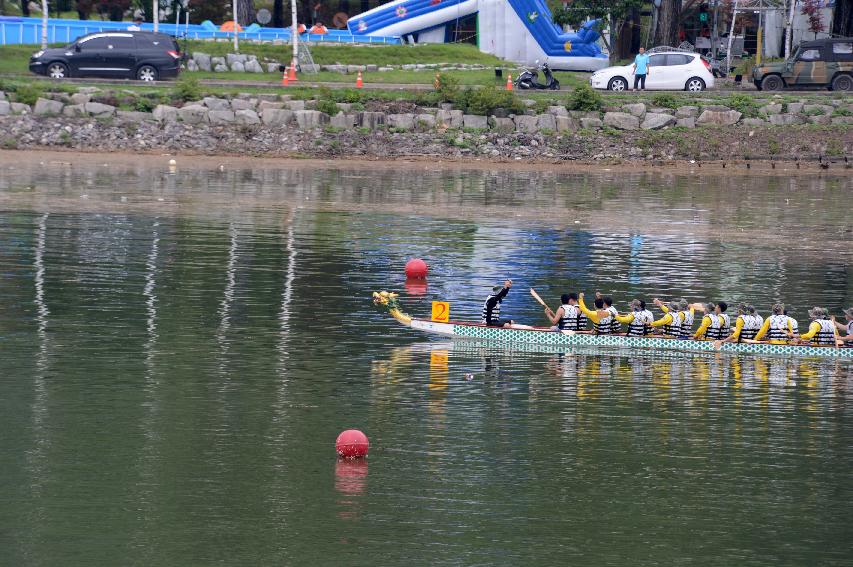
281, 67, 289, 86
288, 58, 299, 82
506, 73, 513, 91
356, 70, 363, 89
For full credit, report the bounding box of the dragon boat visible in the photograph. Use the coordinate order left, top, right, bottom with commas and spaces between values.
373, 292, 853, 360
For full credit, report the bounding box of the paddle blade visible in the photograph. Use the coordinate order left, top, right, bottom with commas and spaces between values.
529, 288, 547, 307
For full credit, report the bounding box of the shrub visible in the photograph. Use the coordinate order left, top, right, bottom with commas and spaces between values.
333, 88, 366, 104
316, 99, 339, 116
566, 84, 602, 112
462, 86, 525, 116
434, 73, 461, 103
134, 97, 155, 112
14, 83, 44, 106
173, 76, 202, 102
726, 94, 759, 117
831, 107, 852, 117
651, 93, 680, 109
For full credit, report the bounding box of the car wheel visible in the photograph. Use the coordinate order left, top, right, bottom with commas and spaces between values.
137, 65, 158, 82
608, 77, 627, 91
47, 62, 68, 79
760, 75, 784, 91
831, 73, 853, 92
685, 77, 705, 92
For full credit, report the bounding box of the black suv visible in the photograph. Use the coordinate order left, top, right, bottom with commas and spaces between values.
29, 31, 182, 81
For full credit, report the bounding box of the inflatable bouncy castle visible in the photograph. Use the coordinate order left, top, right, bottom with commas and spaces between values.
348, 0, 608, 71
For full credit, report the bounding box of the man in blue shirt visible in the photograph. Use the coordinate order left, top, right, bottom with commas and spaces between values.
632, 47, 650, 91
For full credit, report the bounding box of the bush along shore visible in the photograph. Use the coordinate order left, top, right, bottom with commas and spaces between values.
1, 83, 851, 164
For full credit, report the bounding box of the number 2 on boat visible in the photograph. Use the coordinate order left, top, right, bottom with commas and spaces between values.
431, 301, 450, 323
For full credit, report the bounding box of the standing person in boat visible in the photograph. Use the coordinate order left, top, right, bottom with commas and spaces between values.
692, 302, 726, 340
753, 303, 796, 344
578, 292, 614, 335
799, 307, 839, 346
831, 307, 853, 345
482, 279, 514, 327
714, 303, 763, 346
650, 298, 682, 338
544, 293, 582, 332
613, 299, 654, 336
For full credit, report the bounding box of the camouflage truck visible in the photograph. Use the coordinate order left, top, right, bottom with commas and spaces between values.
752, 38, 853, 91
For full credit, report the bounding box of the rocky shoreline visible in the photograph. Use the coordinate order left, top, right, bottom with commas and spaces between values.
2, 89, 851, 163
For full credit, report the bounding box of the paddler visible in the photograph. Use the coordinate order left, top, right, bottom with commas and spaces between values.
799, 307, 838, 346
578, 292, 614, 335
650, 298, 682, 338
830, 307, 853, 345
714, 303, 763, 347
753, 303, 796, 344
544, 293, 583, 331
657, 298, 695, 339
692, 302, 725, 340
482, 279, 513, 327
601, 294, 622, 334
612, 299, 654, 336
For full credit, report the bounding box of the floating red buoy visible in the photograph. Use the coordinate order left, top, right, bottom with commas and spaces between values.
405, 258, 428, 279
336, 429, 369, 458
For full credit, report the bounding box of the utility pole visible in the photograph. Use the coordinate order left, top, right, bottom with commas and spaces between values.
153, 0, 159, 32
291, 0, 298, 65
41, 0, 47, 49
233, 0, 239, 52
725, 0, 739, 77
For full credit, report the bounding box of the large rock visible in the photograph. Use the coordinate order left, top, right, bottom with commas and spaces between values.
266, 62, 282, 73
536, 113, 557, 132
178, 104, 208, 124
258, 100, 285, 111
701, 104, 731, 113
786, 102, 804, 114
622, 103, 646, 117
387, 113, 415, 130
226, 53, 247, 66
759, 103, 782, 115
186, 59, 199, 72
33, 97, 63, 115
208, 110, 235, 124
213, 63, 228, 72
603, 112, 639, 130
555, 115, 577, 132
230, 61, 245, 72
153, 104, 178, 122
294, 110, 328, 129
70, 93, 91, 105
741, 118, 766, 127
641, 112, 677, 130
235, 109, 260, 125
231, 98, 255, 111
203, 97, 230, 111
580, 116, 602, 129
85, 102, 116, 117
488, 116, 514, 132
463, 114, 488, 129
808, 115, 831, 125
0, 100, 9, 116
116, 110, 153, 122
547, 105, 569, 117
0, 91, 6, 101
696, 109, 741, 126
416, 114, 436, 129
285, 100, 306, 111
261, 108, 293, 126
62, 104, 87, 117
193, 52, 211, 71
211, 56, 225, 68
514, 115, 538, 133
358, 111, 385, 129
330, 112, 357, 128
244, 59, 264, 73
676, 117, 695, 129
675, 106, 698, 119
831, 116, 853, 125
768, 114, 804, 126
803, 104, 832, 116
436, 109, 463, 128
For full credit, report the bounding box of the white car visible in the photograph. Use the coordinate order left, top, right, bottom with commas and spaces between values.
589, 51, 715, 92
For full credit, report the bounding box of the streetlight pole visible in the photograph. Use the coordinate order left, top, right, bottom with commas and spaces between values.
41, 0, 47, 49
233, 0, 239, 52
291, 0, 299, 66
153, 0, 159, 33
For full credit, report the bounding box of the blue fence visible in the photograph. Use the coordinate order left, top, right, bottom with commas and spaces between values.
0, 16, 401, 46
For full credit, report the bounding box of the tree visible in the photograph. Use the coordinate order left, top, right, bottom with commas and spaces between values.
188, 0, 228, 23
235, 0, 255, 25
653, 0, 682, 47
552, 0, 645, 62
273, 0, 284, 27
832, 0, 852, 38
97, 0, 131, 21
800, 0, 825, 39
21, 0, 30, 16
76, 0, 94, 19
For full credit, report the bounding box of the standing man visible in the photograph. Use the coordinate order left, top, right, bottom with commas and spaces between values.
632, 47, 650, 91
482, 279, 513, 327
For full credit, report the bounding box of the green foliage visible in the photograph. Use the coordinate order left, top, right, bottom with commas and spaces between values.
316, 99, 340, 116
461, 86, 525, 116
831, 107, 852, 117
434, 73, 460, 103
14, 83, 44, 106
134, 97, 155, 112
173, 76, 202, 102
651, 93, 680, 110
726, 94, 759, 118
566, 84, 603, 112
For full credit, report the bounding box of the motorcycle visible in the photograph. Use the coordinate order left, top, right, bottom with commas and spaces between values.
515, 60, 560, 90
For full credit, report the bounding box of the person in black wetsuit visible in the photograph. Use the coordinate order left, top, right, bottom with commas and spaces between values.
482, 279, 513, 327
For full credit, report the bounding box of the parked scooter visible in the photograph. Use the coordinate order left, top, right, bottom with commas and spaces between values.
515, 60, 560, 90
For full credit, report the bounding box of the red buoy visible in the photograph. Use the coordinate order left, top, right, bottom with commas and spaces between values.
336, 429, 369, 458
405, 258, 428, 279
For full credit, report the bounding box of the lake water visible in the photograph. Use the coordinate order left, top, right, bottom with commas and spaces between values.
1, 154, 851, 566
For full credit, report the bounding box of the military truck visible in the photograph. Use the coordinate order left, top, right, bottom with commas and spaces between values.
752, 37, 853, 91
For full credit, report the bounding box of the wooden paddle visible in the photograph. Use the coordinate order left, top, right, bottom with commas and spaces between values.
530, 288, 552, 312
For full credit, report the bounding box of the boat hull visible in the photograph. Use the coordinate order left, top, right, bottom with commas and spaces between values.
408, 319, 852, 360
